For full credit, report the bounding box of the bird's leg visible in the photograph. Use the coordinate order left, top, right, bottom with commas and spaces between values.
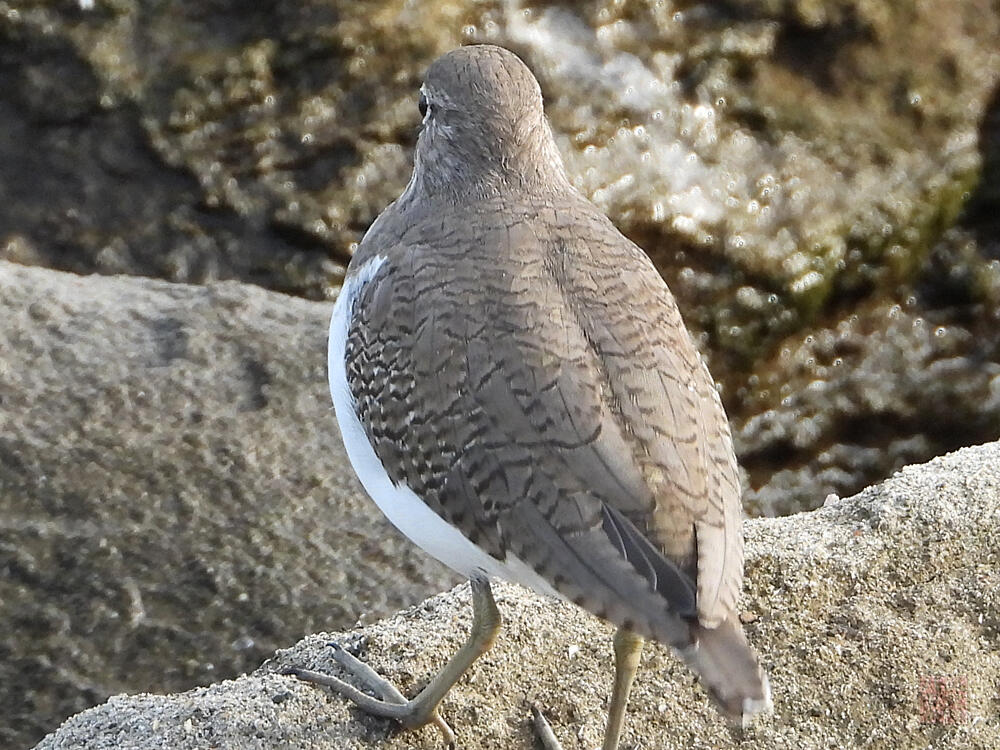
283, 576, 501, 745
603, 627, 644, 750
531, 626, 645, 750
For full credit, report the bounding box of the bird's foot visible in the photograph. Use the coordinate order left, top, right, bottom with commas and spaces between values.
282, 643, 456, 743
283, 577, 501, 747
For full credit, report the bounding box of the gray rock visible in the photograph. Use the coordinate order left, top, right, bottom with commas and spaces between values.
0, 261, 457, 748
33, 441, 1000, 750
2, 0, 999, 519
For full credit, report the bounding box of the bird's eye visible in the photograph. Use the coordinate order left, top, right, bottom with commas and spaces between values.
418, 93, 429, 118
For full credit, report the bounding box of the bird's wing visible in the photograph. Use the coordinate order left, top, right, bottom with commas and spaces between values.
547, 206, 745, 629
344, 202, 742, 639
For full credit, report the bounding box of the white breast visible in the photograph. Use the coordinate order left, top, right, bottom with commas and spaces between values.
327, 255, 561, 598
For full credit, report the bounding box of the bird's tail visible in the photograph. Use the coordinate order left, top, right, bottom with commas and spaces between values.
679, 616, 772, 725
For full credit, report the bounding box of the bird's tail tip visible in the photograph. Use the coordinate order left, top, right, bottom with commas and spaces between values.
679, 616, 773, 726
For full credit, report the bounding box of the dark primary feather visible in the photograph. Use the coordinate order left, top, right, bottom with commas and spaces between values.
601, 504, 697, 619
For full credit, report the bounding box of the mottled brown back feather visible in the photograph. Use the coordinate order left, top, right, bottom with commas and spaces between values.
346, 192, 741, 638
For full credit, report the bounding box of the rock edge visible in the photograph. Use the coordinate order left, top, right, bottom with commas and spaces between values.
34, 442, 1000, 749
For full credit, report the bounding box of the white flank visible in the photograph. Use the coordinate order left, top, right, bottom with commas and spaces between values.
328, 256, 561, 599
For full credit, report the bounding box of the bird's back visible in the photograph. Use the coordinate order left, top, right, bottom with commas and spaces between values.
347, 189, 743, 638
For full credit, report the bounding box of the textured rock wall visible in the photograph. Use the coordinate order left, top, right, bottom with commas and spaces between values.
1, 0, 998, 514
0, 262, 457, 748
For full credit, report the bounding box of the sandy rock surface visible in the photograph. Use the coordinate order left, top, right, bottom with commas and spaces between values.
35, 442, 1000, 750
0, 262, 457, 748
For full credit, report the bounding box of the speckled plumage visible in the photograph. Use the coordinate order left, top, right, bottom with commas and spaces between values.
333, 44, 768, 721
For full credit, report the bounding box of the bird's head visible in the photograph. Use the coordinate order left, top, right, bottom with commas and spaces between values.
406, 45, 569, 202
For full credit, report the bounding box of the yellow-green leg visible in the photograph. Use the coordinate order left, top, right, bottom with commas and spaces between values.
284, 576, 501, 744
533, 626, 645, 750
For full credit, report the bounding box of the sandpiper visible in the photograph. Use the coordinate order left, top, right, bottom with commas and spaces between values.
286, 44, 771, 749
